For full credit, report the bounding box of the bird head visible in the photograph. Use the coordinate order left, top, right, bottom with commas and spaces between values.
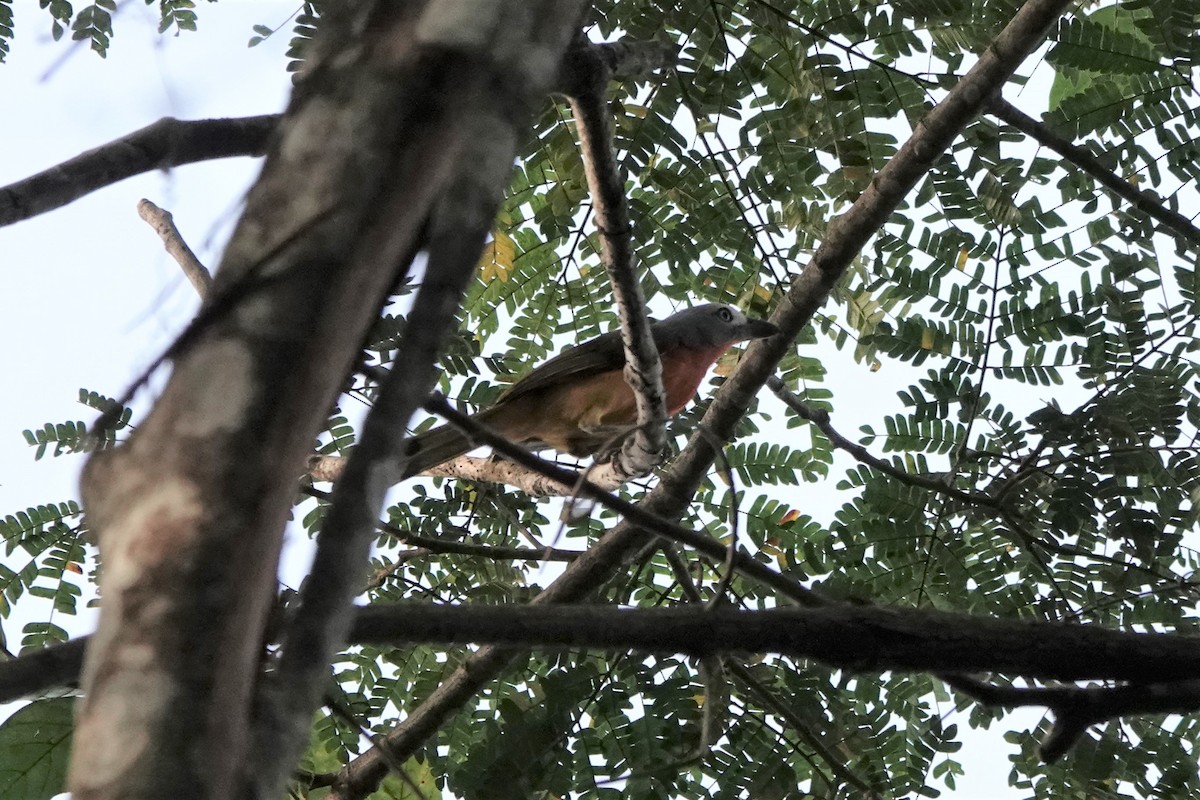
656, 303, 778, 349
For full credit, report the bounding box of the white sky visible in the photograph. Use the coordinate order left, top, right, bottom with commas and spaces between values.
0, 3, 1052, 798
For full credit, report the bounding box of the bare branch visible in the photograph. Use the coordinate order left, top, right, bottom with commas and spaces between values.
943, 674, 1200, 762
337, 603, 1200, 683
309, 450, 596, 495
420, 453, 581, 492
136, 199, 214, 297
0, 115, 277, 227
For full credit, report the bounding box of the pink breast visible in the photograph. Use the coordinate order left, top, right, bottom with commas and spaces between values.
661, 344, 731, 414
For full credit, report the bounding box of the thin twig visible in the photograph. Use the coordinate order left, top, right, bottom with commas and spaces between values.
136, 199, 214, 297
767, 376, 991, 506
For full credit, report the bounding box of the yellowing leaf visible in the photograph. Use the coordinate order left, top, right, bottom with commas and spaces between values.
920, 327, 934, 350
956, 248, 969, 270
778, 509, 801, 525
713, 350, 741, 377
479, 232, 516, 283
841, 165, 870, 184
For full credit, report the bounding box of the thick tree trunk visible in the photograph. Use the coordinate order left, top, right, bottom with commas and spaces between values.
68, 3, 584, 799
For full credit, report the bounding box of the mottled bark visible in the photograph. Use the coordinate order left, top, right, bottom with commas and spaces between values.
68, 3, 584, 799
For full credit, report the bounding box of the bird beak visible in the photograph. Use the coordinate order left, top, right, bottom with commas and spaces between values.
741, 318, 778, 340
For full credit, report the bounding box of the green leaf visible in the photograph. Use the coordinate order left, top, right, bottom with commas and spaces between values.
0, 697, 74, 800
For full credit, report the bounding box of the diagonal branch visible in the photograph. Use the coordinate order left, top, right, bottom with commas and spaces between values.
0, 115, 278, 227
136, 198, 214, 296
987, 96, 1200, 250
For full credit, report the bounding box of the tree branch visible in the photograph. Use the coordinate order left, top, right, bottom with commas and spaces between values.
987, 96, 1200, 251
309, 449, 604, 495
249, 4, 587, 798
13, 603, 1200, 733
342, 603, 1200, 683
942, 673, 1200, 762
767, 375, 993, 507
0, 41, 672, 231
0, 637, 86, 703
67, 2, 587, 798
0, 115, 277, 227
136, 198, 214, 296
565, 37, 667, 482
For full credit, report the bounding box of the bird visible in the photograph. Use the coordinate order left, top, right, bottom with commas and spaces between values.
402, 303, 778, 477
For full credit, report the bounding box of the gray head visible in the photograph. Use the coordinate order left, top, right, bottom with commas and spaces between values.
653, 303, 778, 349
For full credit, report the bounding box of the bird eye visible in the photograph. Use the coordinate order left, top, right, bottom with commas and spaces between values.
717, 307, 734, 322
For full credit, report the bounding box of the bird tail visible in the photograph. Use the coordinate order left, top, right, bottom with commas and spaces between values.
402, 408, 497, 478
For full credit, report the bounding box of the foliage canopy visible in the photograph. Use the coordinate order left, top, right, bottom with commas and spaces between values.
4, 1, 1200, 799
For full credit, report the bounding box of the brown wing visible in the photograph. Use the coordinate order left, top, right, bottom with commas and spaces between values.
497, 318, 691, 404
497, 328, 626, 403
